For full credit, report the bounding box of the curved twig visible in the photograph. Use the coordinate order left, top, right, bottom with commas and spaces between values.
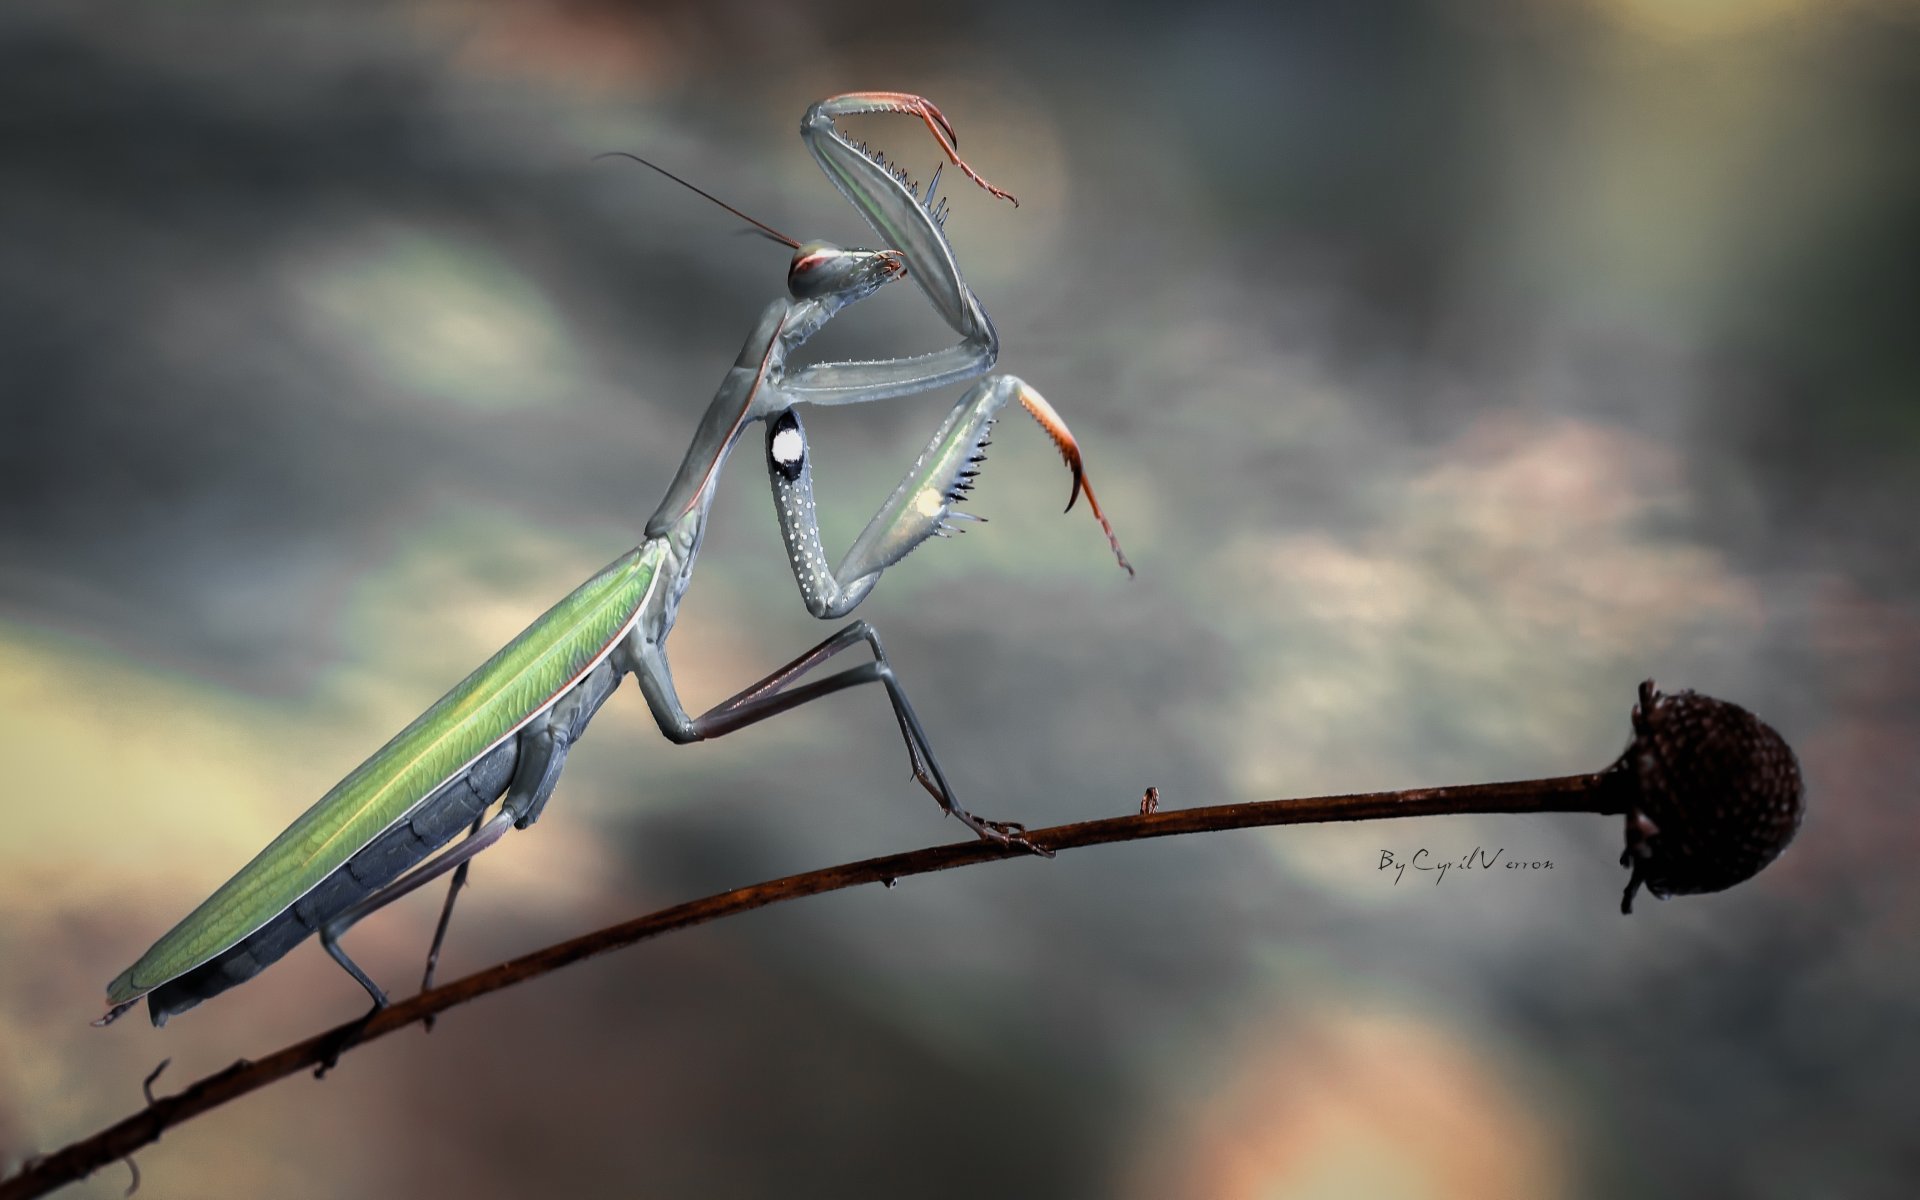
1, 773, 1622, 1200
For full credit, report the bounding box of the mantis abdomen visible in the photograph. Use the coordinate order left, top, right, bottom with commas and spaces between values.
105, 549, 658, 1026
144, 737, 525, 1023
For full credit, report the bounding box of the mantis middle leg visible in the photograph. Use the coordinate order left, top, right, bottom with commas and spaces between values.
624, 621, 1042, 851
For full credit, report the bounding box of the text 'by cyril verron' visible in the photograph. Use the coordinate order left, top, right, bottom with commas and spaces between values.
1379, 848, 1554, 885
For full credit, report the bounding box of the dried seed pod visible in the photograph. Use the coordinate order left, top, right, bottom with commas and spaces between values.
1615, 680, 1805, 913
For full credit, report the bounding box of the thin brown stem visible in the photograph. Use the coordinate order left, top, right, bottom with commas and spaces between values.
0, 770, 1625, 1200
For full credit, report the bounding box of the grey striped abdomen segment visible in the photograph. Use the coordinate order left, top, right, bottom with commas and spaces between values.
145, 737, 522, 1024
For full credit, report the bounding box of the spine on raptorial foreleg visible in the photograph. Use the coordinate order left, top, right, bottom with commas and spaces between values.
839, 380, 1006, 559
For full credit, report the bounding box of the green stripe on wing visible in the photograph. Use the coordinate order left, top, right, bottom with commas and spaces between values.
107, 543, 663, 1004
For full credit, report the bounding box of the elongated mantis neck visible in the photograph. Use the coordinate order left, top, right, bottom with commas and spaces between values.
642, 302, 797, 545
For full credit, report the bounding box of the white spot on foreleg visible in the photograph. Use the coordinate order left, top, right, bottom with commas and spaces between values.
771, 426, 804, 468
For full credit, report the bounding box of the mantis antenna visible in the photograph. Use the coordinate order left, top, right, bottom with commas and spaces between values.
593, 151, 801, 249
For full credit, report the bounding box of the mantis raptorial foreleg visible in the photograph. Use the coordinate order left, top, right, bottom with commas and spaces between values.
802, 92, 1013, 337
769, 382, 1132, 624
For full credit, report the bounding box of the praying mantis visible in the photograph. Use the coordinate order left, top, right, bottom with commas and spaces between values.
98, 92, 1130, 1028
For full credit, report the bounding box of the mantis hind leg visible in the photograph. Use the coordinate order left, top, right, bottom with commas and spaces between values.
311, 806, 516, 1073
310, 663, 619, 1069
414, 660, 624, 997
318, 660, 624, 1014
319, 810, 517, 1012
418, 815, 483, 1003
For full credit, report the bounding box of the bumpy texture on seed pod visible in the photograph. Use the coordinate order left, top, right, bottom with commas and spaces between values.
1617, 680, 1805, 913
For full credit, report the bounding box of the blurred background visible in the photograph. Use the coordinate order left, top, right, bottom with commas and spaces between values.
3, 0, 1916, 1196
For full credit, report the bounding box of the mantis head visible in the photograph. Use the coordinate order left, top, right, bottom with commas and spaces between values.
787, 240, 906, 305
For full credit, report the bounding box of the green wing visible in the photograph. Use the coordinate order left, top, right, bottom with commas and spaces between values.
107, 542, 663, 1004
